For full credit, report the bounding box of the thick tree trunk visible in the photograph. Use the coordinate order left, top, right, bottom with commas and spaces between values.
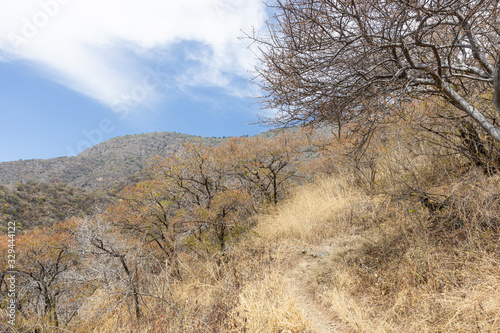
441, 80, 500, 144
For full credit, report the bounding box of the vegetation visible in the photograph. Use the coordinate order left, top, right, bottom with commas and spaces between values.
0, 131, 312, 332
0, 181, 112, 230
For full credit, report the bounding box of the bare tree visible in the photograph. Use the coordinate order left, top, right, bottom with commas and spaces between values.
150, 143, 254, 254
77, 217, 144, 321
254, 0, 500, 143
223, 134, 303, 206
3, 222, 84, 329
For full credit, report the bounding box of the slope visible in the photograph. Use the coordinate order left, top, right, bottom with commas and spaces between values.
0, 132, 223, 189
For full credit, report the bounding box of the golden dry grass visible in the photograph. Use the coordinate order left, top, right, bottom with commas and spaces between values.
256, 176, 368, 244
231, 270, 311, 332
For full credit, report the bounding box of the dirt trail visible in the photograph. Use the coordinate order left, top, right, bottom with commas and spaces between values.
284, 243, 354, 333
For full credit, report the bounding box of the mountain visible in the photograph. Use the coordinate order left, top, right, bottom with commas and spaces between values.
0, 132, 224, 190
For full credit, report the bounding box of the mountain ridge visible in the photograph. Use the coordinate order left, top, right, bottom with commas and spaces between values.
0, 131, 226, 189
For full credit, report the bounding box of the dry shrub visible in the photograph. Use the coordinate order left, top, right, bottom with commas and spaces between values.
74, 267, 237, 333
72, 237, 278, 333
430, 169, 500, 241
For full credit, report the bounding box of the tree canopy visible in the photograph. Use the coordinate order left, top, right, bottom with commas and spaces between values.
255, 0, 500, 142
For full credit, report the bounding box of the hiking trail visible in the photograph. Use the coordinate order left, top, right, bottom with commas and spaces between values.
284, 241, 354, 333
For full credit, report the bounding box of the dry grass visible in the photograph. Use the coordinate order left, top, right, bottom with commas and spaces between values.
315, 210, 500, 332
231, 270, 311, 332
256, 176, 368, 244
71, 237, 310, 333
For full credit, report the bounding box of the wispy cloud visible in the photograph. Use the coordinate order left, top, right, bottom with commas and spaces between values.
0, 0, 266, 109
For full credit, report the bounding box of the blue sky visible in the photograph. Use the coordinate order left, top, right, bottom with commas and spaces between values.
0, 0, 270, 162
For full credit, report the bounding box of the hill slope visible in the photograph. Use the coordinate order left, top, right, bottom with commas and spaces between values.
0, 181, 113, 230
0, 132, 223, 189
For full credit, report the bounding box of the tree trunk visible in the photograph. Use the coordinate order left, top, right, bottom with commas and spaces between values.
441, 80, 500, 144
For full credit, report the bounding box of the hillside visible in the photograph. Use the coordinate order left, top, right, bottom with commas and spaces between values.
0, 132, 224, 189
0, 181, 113, 230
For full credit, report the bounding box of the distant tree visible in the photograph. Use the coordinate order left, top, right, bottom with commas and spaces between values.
150, 143, 252, 254
254, 0, 500, 144
105, 181, 183, 277
223, 133, 304, 206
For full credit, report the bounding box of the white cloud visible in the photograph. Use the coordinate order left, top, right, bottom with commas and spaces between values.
0, 0, 266, 109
